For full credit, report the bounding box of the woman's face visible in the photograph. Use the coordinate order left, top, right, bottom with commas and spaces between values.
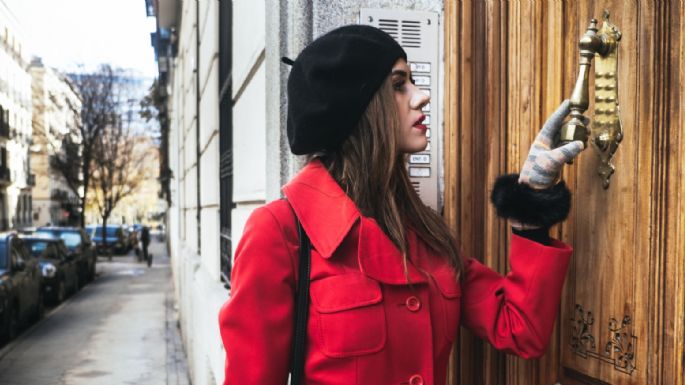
391, 58, 430, 154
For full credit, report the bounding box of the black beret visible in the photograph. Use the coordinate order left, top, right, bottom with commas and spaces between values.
285, 25, 407, 155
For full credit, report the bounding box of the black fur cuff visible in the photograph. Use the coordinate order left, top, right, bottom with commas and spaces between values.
490, 174, 571, 228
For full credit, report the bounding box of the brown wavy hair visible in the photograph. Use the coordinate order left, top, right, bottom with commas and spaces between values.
315, 78, 463, 277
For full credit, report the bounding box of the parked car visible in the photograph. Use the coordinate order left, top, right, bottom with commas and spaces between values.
86, 225, 128, 255
21, 236, 79, 305
0, 233, 43, 342
35, 227, 97, 283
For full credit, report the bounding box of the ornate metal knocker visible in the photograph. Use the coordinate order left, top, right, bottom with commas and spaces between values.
558, 11, 623, 189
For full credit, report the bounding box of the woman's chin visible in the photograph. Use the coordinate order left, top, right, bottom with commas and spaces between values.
400, 139, 429, 154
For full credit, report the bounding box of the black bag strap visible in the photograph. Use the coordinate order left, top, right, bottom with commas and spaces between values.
290, 214, 311, 385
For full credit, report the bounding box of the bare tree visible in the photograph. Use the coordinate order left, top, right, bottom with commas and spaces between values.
57, 65, 121, 227
90, 120, 149, 256
48, 131, 82, 216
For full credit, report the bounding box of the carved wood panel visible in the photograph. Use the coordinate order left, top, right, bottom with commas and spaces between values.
444, 1, 684, 384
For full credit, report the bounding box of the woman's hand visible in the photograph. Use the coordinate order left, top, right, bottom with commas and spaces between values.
519, 100, 586, 190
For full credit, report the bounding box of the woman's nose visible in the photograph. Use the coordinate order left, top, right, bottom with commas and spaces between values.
410, 88, 430, 110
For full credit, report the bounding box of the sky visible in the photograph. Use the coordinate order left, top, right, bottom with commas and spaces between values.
4, 0, 158, 78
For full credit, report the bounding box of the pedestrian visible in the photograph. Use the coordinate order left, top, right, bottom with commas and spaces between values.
218, 25, 585, 385
140, 226, 151, 267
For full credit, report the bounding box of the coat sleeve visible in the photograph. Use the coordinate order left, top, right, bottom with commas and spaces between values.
460, 234, 572, 359
218, 206, 297, 385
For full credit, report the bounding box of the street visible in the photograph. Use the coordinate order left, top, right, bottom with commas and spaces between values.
0, 240, 190, 385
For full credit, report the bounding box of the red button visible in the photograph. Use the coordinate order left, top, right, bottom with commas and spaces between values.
405, 296, 421, 312
409, 374, 424, 385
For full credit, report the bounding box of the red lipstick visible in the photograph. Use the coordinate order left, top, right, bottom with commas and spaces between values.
413, 115, 427, 131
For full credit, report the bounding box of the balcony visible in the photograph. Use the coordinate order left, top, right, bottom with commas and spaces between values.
27, 173, 35, 186
0, 166, 10, 185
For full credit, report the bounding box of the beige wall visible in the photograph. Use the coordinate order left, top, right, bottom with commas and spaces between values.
168, 1, 225, 384
29, 63, 81, 226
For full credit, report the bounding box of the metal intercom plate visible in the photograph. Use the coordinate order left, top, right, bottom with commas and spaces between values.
360, 8, 441, 211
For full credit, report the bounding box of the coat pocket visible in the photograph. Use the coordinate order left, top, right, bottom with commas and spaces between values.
432, 267, 462, 343
310, 273, 386, 358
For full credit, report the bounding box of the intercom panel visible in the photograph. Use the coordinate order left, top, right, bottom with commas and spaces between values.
360, 8, 442, 211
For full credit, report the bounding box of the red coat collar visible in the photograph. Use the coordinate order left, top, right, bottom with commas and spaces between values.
283, 160, 427, 284
282, 160, 360, 259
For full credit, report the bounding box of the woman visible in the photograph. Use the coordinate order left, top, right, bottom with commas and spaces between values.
219, 25, 584, 385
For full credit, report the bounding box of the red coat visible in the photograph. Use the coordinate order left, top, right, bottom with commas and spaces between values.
219, 160, 572, 385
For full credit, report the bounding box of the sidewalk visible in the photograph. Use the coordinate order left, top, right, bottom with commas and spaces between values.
62, 241, 192, 385
0, 240, 191, 385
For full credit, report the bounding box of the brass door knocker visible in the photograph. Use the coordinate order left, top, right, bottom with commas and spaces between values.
558, 11, 623, 189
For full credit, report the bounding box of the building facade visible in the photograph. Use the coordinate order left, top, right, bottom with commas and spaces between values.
29, 58, 82, 227
0, 0, 32, 230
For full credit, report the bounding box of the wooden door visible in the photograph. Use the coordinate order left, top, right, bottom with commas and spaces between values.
443, 1, 684, 384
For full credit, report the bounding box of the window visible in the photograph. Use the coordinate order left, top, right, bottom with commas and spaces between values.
0, 241, 6, 269
11, 239, 27, 267
145, 0, 155, 17
15, 196, 22, 225
35, 231, 81, 250
219, 0, 233, 288
0, 193, 6, 230
60, 233, 81, 249
26, 240, 50, 258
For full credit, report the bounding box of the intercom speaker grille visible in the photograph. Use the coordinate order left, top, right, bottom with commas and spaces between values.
377, 18, 422, 48
378, 19, 399, 39
400, 20, 421, 48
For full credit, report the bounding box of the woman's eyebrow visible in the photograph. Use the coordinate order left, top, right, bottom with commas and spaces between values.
391, 69, 408, 77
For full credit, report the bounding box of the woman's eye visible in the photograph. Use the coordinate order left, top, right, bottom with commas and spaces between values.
393, 81, 406, 91
410, 77, 416, 85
